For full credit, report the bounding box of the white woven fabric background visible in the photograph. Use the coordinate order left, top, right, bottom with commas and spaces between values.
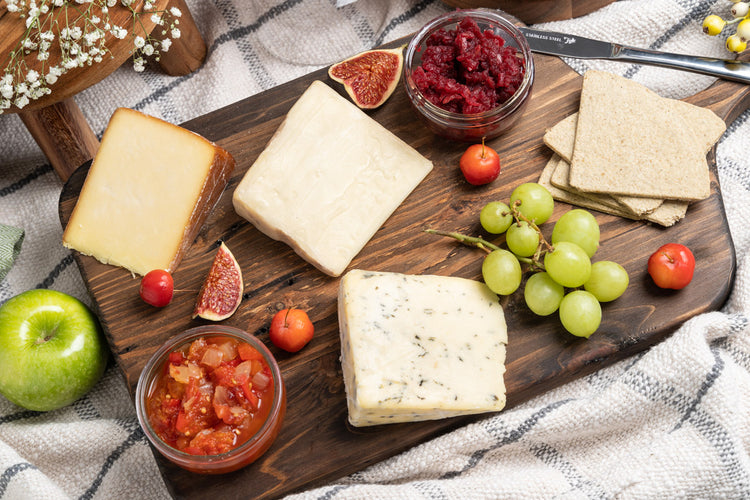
1, 0, 749, 498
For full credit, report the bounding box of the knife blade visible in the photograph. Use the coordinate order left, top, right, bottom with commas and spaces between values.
519, 27, 750, 85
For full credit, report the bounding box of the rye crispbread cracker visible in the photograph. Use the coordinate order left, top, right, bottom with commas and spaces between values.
567, 71, 721, 201
540, 155, 687, 227
544, 113, 663, 216
549, 158, 627, 211
550, 156, 660, 215
540, 155, 625, 214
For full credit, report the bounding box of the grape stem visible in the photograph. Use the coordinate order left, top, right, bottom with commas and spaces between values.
425, 228, 540, 267
509, 199, 555, 256
424, 200, 556, 272
424, 229, 500, 253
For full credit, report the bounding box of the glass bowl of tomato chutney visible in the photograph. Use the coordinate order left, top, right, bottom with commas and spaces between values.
403, 9, 534, 142
135, 325, 286, 474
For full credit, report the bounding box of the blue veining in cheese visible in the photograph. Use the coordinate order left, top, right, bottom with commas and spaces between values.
338, 269, 508, 426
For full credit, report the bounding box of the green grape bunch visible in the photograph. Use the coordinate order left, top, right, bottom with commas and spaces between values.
426, 183, 629, 339
702, 1, 750, 53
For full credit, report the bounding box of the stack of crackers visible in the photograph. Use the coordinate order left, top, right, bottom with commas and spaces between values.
538, 71, 726, 227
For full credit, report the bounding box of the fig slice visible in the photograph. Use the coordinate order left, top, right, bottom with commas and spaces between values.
328, 47, 404, 109
192, 242, 243, 321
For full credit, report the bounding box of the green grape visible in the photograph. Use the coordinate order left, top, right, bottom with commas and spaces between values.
584, 261, 629, 302
506, 221, 540, 257
544, 241, 591, 288
510, 182, 554, 224
480, 201, 513, 234
524, 272, 564, 316
551, 209, 600, 258
558, 290, 601, 338
482, 249, 522, 295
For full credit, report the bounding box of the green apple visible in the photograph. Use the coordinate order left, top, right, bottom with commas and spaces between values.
0, 289, 108, 411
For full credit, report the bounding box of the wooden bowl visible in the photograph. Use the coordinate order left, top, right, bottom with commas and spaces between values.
440, 0, 617, 24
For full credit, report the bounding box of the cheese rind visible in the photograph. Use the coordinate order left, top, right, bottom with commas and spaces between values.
232, 81, 433, 277
63, 108, 235, 276
338, 269, 508, 427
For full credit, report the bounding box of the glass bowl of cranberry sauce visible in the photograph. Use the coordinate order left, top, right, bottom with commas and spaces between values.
135, 325, 286, 474
403, 9, 534, 142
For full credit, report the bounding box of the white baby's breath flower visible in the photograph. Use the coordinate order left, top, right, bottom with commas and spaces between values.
143, 44, 154, 56
53, 0, 64, 6
6, 4, 20, 12
170, 6, 182, 17
37, 51, 49, 61
15, 95, 29, 109
15, 82, 28, 95
1, 85, 13, 100
134, 35, 146, 48
160, 38, 172, 52
84, 32, 101, 45
171, 28, 181, 39
151, 13, 161, 24
26, 70, 39, 82
0, 100, 11, 110
133, 57, 145, 72
112, 26, 128, 39
28, 86, 43, 99
45, 72, 58, 84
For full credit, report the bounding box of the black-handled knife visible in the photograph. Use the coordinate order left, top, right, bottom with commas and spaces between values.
519, 27, 750, 85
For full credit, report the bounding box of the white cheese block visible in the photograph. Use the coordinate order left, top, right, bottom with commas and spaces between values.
338, 269, 508, 427
232, 81, 433, 277
63, 108, 235, 276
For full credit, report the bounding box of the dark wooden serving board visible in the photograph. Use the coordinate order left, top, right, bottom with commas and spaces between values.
59, 37, 750, 499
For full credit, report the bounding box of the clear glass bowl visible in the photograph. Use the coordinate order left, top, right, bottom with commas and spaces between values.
403, 9, 535, 142
135, 325, 286, 474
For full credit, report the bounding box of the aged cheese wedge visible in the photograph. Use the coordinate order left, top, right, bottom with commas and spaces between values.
338, 269, 508, 427
63, 108, 235, 276
232, 81, 433, 277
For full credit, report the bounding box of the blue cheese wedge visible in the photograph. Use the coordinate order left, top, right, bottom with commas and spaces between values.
232, 80, 433, 277
338, 269, 508, 426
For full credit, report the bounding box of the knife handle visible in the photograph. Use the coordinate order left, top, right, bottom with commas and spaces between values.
615, 45, 750, 84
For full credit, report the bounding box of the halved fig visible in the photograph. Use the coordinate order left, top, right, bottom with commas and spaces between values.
328, 47, 404, 109
192, 242, 243, 321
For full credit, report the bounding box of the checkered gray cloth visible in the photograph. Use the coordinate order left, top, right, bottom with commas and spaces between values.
1, 0, 749, 498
